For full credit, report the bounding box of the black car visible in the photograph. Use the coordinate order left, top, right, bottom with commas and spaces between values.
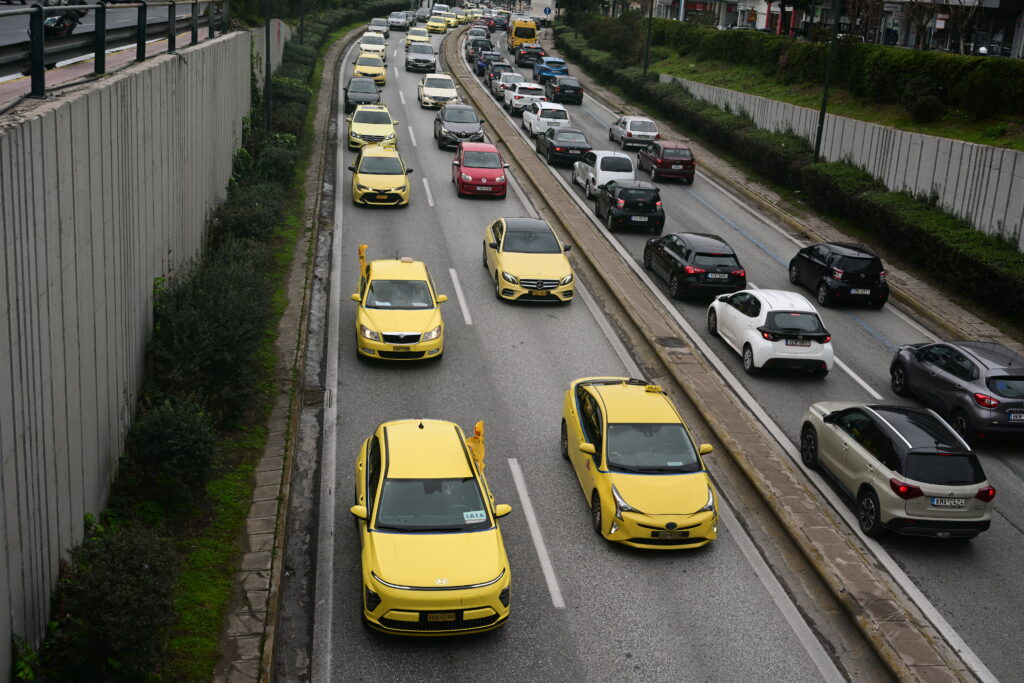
545, 75, 583, 105
788, 242, 889, 309
434, 104, 485, 150
405, 43, 437, 72
485, 61, 513, 87
343, 77, 381, 113
475, 50, 503, 76
593, 179, 665, 234
643, 233, 747, 299
535, 126, 591, 165
465, 37, 493, 62
514, 44, 546, 66
493, 15, 509, 31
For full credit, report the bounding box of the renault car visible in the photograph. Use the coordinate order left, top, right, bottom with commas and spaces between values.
346, 104, 398, 150
349, 145, 413, 207
482, 217, 574, 302
352, 52, 387, 86
561, 378, 718, 548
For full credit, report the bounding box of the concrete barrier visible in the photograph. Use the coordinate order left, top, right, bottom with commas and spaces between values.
250, 18, 295, 86
0, 31, 250, 680
660, 73, 1024, 251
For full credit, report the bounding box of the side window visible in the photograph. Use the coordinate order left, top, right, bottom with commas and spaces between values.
921, 344, 953, 369
836, 410, 873, 450
581, 152, 595, 167
810, 244, 829, 261
729, 292, 751, 312
576, 389, 596, 442
586, 395, 604, 456
946, 351, 976, 381
490, 220, 503, 244
366, 437, 382, 509
747, 295, 762, 318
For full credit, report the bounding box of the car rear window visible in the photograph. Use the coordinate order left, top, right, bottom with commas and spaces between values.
693, 253, 739, 268
987, 376, 1024, 399
540, 109, 568, 120
906, 452, 986, 486
835, 255, 882, 273
663, 148, 693, 160
620, 188, 657, 202
555, 131, 587, 143
766, 311, 825, 333
556, 77, 579, 87
600, 157, 633, 172
513, 26, 536, 38
629, 120, 658, 132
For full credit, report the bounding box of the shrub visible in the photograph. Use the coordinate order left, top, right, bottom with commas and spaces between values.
124, 397, 217, 501
282, 42, 317, 67
214, 182, 285, 241
274, 60, 312, 81
908, 94, 943, 123
271, 76, 313, 106
271, 100, 308, 138
254, 133, 299, 182
42, 523, 178, 681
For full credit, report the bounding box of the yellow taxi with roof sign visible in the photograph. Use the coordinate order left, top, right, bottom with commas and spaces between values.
352, 52, 387, 85
346, 104, 399, 150
426, 15, 447, 33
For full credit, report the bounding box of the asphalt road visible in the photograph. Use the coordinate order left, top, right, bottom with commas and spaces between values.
275, 28, 850, 683
485, 30, 1023, 681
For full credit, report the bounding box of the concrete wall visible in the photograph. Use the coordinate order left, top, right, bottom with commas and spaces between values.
0, 31, 250, 681
660, 74, 1024, 250
251, 18, 295, 87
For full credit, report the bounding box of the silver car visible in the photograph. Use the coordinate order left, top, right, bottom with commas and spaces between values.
800, 403, 995, 539
608, 115, 659, 149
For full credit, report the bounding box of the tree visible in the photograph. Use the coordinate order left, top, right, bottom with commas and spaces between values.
947, 0, 982, 53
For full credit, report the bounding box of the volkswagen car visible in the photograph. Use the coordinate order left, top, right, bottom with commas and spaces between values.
349, 145, 413, 207
452, 142, 508, 198
483, 217, 574, 302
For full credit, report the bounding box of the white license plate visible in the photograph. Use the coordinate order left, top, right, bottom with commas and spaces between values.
707, 273, 728, 280
631, 216, 648, 222
931, 497, 966, 507
671, 164, 683, 169
568, 149, 581, 154
851, 288, 870, 295
785, 339, 811, 347
1008, 412, 1024, 421
476, 186, 493, 191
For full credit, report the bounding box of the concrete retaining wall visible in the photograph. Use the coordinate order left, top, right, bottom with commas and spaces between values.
660, 74, 1024, 250
0, 31, 250, 680
251, 18, 295, 86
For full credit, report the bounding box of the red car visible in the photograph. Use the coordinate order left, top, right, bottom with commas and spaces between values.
452, 142, 509, 198
637, 141, 697, 184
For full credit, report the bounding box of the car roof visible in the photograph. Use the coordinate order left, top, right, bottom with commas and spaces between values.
610, 179, 656, 190
539, 102, 567, 111
592, 150, 631, 159
383, 420, 473, 479
520, 43, 543, 49
460, 141, 499, 153
675, 232, 735, 253
353, 103, 389, 112
347, 76, 376, 85
504, 217, 552, 232
542, 56, 565, 62
751, 289, 815, 311
655, 141, 691, 150
553, 127, 585, 136
359, 144, 401, 158
514, 82, 543, 89
867, 406, 967, 452
622, 115, 656, 123
588, 381, 681, 424
951, 341, 1024, 370
368, 257, 429, 281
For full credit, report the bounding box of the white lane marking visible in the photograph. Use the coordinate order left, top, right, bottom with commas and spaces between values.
448, 268, 473, 325
507, 172, 539, 219
393, 48, 398, 57
393, 66, 400, 79
400, 90, 406, 105
422, 177, 434, 207
408, 126, 417, 147
576, 282, 639, 376
507, 458, 565, 609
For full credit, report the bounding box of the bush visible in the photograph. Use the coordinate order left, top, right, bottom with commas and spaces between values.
908, 94, 943, 123
124, 397, 217, 501
254, 133, 299, 182
271, 76, 313, 106
214, 182, 285, 241
271, 100, 308, 137
282, 42, 317, 67
274, 61, 312, 81
42, 524, 178, 681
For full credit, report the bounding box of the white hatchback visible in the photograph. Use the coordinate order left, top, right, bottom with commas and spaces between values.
572, 150, 635, 199
706, 289, 834, 377
608, 115, 660, 149
503, 82, 545, 116
521, 102, 570, 137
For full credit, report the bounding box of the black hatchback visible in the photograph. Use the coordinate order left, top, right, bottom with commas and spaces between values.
514, 44, 546, 66
545, 75, 583, 104
593, 179, 664, 234
789, 242, 889, 309
343, 77, 381, 114
644, 232, 747, 298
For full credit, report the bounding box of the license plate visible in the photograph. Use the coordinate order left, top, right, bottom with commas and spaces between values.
569, 149, 581, 154
376, 194, 389, 200
392, 345, 411, 352
477, 186, 493, 191
653, 530, 688, 539
707, 273, 728, 280
631, 216, 648, 222
1009, 412, 1024, 421
427, 612, 457, 622
785, 339, 811, 347
530, 290, 548, 296
671, 164, 682, 169
851, 288, 870, 295
931, 497, 966, 507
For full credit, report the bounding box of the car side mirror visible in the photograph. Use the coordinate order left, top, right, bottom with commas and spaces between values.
698, 443, 713, 456
822, 412, 837, 425
347, 165, 356, 172
393, 120, 400, 125
488, 241, 499, 249
503, 163, 510, 168
452, 160, 460, 166
562, 245, 571, 252
436, 294, 448, 303
494, 503, 513, 518
345, 117, 352, 123
350, 293, 361, 302
579, 442, 596, 455
405, 168, 414, 174
349, 505, 368, 519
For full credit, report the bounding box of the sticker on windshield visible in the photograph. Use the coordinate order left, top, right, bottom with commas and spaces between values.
463, 510, 487, 523
667, 461, 682, 466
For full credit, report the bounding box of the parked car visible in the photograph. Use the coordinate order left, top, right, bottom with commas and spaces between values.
706, 289, 833, 377
535, 127, 591, 165
593, 179, 664, 234
637, 141, 696, 183
513, 43, 546, 66
788, 242, 889, 309
452, 142, 509, 198
491, 71, 524, 98
521, 102, 570, 137
434, 103, 484, 149
343, 77, 381, 114
572, 150, 635, 198
890, 341, 1024, 445
533, 57, 568, 84
503, 82, 546, 116
608, 115, 660, 149
800, 403, 994, 538
405, 42, 437, 72
483, 217, 574, 302
545, 75, 583, 105
643, 232, 746, 298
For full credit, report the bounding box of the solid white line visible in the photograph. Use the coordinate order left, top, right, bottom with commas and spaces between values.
400, 90, 406, 105
422, 177, 434, 207
835, 358, 884, 399
408, 125, 417, 147
507, 458, 565, 609
448, 268, 473, 325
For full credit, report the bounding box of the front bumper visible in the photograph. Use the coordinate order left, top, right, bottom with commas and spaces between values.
547, 149, 587, 164
438, 130, 485, 148
352, 185, 411, 208
457, 179, 507, 196
405, 60, 436, 72
347, 133, 397, 150
363, 576, 511, 635
356, 333, 441, 359
884, 516, 991, 538
427, 25, 446, 33
497, 279, 574, 302
605, 509, 718, 549
421, 96, 459, 109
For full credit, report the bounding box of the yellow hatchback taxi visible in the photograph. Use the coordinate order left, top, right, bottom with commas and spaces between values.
350, 145, 413, 207
483, 217, 574, 302
426, 15, 447, 33
346, 104, 398, 150
561, 377, 719, 549
351, 247, 444, 359
405, 27, 430, 47
351, 419, 513, 634
352, 52, 386, 85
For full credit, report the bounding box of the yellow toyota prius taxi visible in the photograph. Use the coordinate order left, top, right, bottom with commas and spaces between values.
351, 419, 513, 634
351, 246, 446, 359
350, 145, 413, 207
561, 377, 719, 549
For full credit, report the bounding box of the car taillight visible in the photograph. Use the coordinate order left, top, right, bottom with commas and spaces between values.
831, 267, 844, 280
889, 478, 924, 500
758, 327, 780, 342
974, 393, 1001, 408
654, 133, 660, 139
975, 486, 996, 502
514, 95, 522, 99
554, 86, 560, 92
879, 270, 886, 283
541, 97, 548, 101
655, 158, 663, 165
626, 131, 633, 137
554, 146, 563, 152
615, 198, 625, 208
655, 200, 662, 208
731, 269, 746, 277
684, 265, 705, 274
822, 335, 831, 343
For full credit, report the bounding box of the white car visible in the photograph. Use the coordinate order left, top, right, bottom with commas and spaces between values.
706, 289, 834, 377
503, 82, 545, 116
418, 73, 460, 108
608, 115, 660, 149
491, 71, 523, 98
571, 150, 635, 199
521, 102, 570, 137
358, 32, 388, 63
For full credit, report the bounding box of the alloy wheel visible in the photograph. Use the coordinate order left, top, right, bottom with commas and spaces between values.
800, 427, 817, 468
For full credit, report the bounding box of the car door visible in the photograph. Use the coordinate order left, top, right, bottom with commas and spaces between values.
572, 390, 604, 496
595, 180, 615, 217
801, 244, 831, 286
647, 235, 671, 279
719, 292, 752, 348
937, 348, 978, 417
831, 409, 875, 492
610, 117, 624, 142
638, 143, 655, 171
576, 151, 596, 186
910, 344, 955, 408
484, 219, 504, 276
661, 235, 688, 281
452, 146, 464, 183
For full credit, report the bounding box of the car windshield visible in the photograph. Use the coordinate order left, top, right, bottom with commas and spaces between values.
362, 35, 385, 45
605, 423, 701, 473
463, 151, 501, 168
987, 376, 1024, 399
600, 156, 633, 172
540, 109, 569, 120
425, 77, 454, 89
693, 253, 739, 268
906, 452, 986, 486
766, 311, 825, 332
502, 228, 560, 254
375, 478, 490, 531
348, 81, 376, 94
444, 109, 478, 123
370, 19, 386, 26
364, 279, 431, 309
353, 110, 392, 124
358, 156, 405, 175
409, 44, 433, 54
555, 131, 587, 143
629, 120, 658, 132
663, 148, 693, 160
389, 12, 403, 18
356, 56, 383, 67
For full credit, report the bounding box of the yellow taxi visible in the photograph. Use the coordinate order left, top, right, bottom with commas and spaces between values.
350, 145, 413, 208
483, 217, 574, 302
454, 8, 468, 23
561, 377, 719, 549
440, 11, 458, 27
346, 104, 399, 150
351, 419, 513, 634
352, 52, 387, 86
405, 27, 430, 48
351, 246, 444, 359
426, 15, 447, 33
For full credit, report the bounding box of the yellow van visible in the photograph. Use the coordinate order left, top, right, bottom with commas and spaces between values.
508, 19, 538, 52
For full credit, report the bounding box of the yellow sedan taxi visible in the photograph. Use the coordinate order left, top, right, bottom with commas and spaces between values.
440, 11, 459, 27
350, 145, 413, 208
426, 15, 447, 33
561, 377, 719, 549
483, 217, 574, 302
405, 27, 430, 48
351, 246, 444, 359
351, 419, 513, 634
352, 52, 387, 86
346, 104, 399, 150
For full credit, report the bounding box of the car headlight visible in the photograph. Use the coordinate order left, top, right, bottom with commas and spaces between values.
440, 127, 450, 136
460, 173, 473, 182
501, 271, 518, 284
356, 183, 372, 191
421, 325, 441, 341
394, 185, 407, 192
385, 133, 396, 140
359, 324, 380, 341
560, 273, 574, 286
611, 484, 642, 520
697, 486, 715, 513
495, 174, 506, 182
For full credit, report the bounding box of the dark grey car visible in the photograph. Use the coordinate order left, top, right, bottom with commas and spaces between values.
405, 43, 436, 72
343, 77, 381, 114
433, 104, 484, 149
890, 341, 1024, 445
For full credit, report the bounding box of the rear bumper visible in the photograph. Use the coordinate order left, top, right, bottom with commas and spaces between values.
548, 150, 586, 164
822, 280, 890, 303
677, 276, 746, 296
651, 165, 695, 179
608, 209, 665, 230
884, 517, 991, 538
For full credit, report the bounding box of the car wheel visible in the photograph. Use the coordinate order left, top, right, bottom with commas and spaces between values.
707, 308, 719, 337
651, 168, 659, 182
669, 273, 683, 300
642, 249, 653, 271
605, 211, 615, 232
482, 243, 488, 267
607, 128, 614, 142
560, 420, 569, 461
857, 490, 884, 538
816, 282, 831, 307
788, 264, 800, 285
951, 409, 975, 446
800, 425, 818, 469
890, 364, 909, 396
584, 180, 592, 198
494, 272, 503, 300
742, 345, 758, 374
619, 137, 626, 150
546, 150, 554, 164
591, 492, 604, 536
436, 136, 445, 150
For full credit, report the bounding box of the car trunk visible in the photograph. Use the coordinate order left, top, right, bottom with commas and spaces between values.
618, 188, 660, 213
987, 376, 1024, 426
902, 451, 989, 519
691, 253, 743, 286
834, 255, 884, 288
760, 311, 830, 352
657, 149, 694, 170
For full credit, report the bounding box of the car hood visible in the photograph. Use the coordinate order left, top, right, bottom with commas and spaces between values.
368, 528, 506, 588
350, 123, 395, 137
422, 86, 458, 98
610, 471, 712, 515
407, 52, 435, 60
359, 44, 386, 54
355, 66, 384, 74
354, 172, 409, 191
348, 92, 379, 103
359, 306, 440, 333
498, 252, 570, 279
440, 121, 482, 134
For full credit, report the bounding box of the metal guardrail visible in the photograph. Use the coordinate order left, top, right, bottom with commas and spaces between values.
0, 0, 228, 100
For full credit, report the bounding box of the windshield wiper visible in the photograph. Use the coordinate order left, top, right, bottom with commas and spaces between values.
375, 523, 413, 532
409, 526, 469, 533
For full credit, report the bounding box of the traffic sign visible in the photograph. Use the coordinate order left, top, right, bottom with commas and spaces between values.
544, 7, 552, 14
